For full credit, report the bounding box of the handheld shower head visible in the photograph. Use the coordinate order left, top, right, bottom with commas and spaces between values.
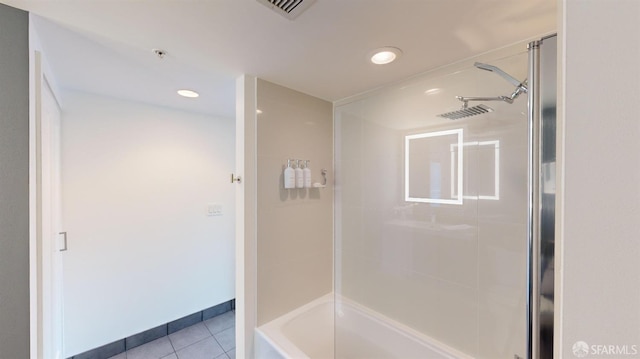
474, 62, 527, 92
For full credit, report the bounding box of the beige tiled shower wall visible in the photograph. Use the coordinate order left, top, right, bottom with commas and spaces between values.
256, 79, 333, 325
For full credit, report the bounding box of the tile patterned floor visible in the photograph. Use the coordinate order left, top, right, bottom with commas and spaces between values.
108, 311, 235, 359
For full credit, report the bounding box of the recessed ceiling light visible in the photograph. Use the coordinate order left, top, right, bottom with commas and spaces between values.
370, 47, 402, 65
177, 89, 199, 98
425, 88, 442, 95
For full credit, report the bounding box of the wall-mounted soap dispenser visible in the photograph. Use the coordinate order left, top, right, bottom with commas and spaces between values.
295, 160, 304, 188
303, 160, 311, 188
284, 159, 295, 189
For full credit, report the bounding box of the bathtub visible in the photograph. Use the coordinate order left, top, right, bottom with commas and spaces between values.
255, 294, 472, 359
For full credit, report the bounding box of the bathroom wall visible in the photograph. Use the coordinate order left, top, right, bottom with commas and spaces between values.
334, 44, 530, 359
558, 0, 640, 356
61, 91, 236, 356
0, 3, 30, 358
256, 79, 333, 325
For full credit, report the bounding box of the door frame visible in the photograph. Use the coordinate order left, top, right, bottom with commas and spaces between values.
29, 21, 65, 358
235, 75, 258, 359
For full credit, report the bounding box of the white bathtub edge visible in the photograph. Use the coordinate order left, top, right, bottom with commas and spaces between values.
256, 294, 333, 359
255, 327, 288, 359
256, 293, 475, 359
336, 294, 474, 359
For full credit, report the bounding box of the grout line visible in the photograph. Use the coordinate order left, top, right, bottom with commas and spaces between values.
224, 344, 236, 354
178, 336, 216, 354
167, 326, 177, 354
204, 321, 215, 337
211, 334, 225, 355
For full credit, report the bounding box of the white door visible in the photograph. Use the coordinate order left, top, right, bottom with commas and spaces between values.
38, 52, 65, 358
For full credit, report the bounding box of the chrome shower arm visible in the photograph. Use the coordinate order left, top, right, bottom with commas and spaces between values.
509, 83, 527, 100
456, 95, 514, 108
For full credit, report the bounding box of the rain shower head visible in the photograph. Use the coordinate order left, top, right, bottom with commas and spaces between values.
437, 104, 493, 120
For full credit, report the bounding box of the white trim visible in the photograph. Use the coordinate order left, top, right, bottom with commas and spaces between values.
29, 15, 65, 358
236, 75, 258, 359
28, 18, 39, 359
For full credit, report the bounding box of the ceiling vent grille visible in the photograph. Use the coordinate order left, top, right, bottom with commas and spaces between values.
256, 0, 317, 20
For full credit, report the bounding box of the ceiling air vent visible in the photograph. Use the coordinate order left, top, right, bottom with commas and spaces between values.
256, 0, 317, 20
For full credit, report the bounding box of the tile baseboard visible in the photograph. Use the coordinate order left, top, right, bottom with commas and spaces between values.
168, 312, 202, 334
68, 299, 235, 359
71, 340, 124, 359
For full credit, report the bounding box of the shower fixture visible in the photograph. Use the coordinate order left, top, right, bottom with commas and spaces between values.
438, 104, 494, 120
474, 62, 528, 92
438, 62, 528, 120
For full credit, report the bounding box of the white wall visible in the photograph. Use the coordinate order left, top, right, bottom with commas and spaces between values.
61, 91, 235, 356
558, 0, 640, 356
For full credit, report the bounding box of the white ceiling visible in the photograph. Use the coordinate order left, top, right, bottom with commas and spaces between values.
2, 0, 556, 118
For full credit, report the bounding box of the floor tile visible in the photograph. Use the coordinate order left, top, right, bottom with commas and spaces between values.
203, 312, 235, 335
176, 337, 225, 359
127, 336, 175, 359
213, 327, 235, 352
169, 322, 212, 350
101, 312, 236, 359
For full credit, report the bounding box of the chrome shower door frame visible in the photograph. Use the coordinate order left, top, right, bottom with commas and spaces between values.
527, 34, 557, 359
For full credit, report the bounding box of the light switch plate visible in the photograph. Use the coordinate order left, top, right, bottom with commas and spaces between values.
207, 203, 223, 216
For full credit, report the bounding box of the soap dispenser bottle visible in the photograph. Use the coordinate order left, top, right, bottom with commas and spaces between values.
284, 159, 295, 189
303, 160, 311, 188
295, 160, 304, 188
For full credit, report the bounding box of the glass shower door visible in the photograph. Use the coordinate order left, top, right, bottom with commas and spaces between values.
334, 45, 530, 359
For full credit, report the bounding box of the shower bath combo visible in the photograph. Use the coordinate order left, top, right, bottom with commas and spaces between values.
255, 35, 557, 359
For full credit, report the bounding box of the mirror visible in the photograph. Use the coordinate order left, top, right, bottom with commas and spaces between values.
405, 129, 463, 205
